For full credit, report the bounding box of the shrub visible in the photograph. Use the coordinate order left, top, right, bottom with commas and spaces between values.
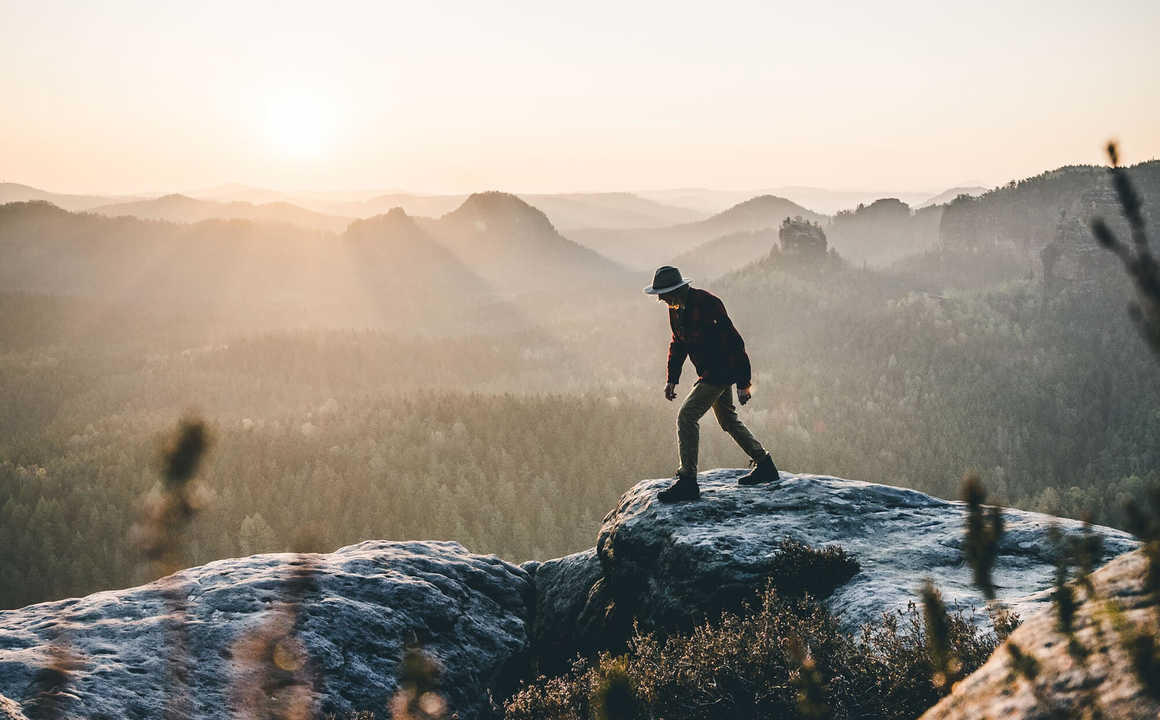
505, 585, 1000, 720
767, 537, 861, 599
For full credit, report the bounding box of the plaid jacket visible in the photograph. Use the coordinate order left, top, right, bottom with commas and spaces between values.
666, 287, 753, 388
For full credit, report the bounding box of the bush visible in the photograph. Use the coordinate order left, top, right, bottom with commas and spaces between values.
768, 538, 861, 599
505, 586, 1001, 720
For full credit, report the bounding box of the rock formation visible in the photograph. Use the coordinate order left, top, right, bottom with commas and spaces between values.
0, 471, 1140, 718
921, 548, 1160, 719
0, 541, 531, 719
531, 470, 1137, 671
0, 694, 27, 720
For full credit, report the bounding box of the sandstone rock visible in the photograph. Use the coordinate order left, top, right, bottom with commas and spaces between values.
584, 470, 1136, 642
0, 469, 1143, 717
521, 548, 613, 674
0, 694, 27, 720
0, 541, 531, 719
921, 548, 1160, 719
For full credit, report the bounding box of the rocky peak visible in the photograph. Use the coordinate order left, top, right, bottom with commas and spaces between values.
443, 191, 558, 235
0, 541, 531, 719
344, 206, 416, 234
527, 470, 1137, 674
601, 471, 1134, 630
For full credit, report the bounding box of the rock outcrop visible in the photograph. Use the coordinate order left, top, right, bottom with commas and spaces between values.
531, 470, 1137, 668
921, 548, 1160, 719
0, 541, 531, 719
520, 549, 613, 674
0, 470, 1142, 718
0, 694, 27, 720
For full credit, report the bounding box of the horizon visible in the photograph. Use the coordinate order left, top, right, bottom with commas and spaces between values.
0, 177, 983, 201
3, 1, 1158, 196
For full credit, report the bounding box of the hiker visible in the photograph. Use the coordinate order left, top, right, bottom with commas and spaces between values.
644, 266, 778, 502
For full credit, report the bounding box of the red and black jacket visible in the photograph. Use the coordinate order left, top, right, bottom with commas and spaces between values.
666, 287, 753, 389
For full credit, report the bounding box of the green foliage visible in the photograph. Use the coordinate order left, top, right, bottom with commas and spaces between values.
768, 538, 860, 599
4, 249, 1160, 608
1128, 632, 1160, 700
942, 160, 1160, 255
505, 586, 999, 720
4, 161, 1160, 609
1124, 485, 1160, 594
961, 472, 1003, 601
1005, 641, 1039, 682
590, 658, 638, 720
1091, 142, 1160, 700
920, 581, 956, 691
134, 417, 212, 577
1044, 523, 1101, 641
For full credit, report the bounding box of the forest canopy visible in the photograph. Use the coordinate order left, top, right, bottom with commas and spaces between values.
2, 161, 1159, 609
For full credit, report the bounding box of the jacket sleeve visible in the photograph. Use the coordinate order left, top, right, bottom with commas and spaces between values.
666, 332, 687, 385
714, 298, 752, 389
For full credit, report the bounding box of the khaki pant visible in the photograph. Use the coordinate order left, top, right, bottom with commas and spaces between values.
677, 379, 767, 477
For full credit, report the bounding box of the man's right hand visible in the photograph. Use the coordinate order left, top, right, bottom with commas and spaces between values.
664, 383, 678, 401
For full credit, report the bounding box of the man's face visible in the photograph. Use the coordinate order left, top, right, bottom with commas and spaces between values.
658, 288, 683, 309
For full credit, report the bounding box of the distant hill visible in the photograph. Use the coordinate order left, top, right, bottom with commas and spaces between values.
520, 192, 705, 230
91, 194, 353, 233
338, 208, 523, 332
639, 187, 934, 215
939, 161, 1160, 255
0, 195, 634, 336
0, 182, 133, 211
424, 192, 635, 301
917, 186, 988, 208
571, 194, 827, 269
330, 192, 468, 220
0, 201, 502, 337
766, 186, 934, 215
827, 198, 945, 267
669, 228, 781, 281
634, 188, 765, 215
329, 191, 704, 231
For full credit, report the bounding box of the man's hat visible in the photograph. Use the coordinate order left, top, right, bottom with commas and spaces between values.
643, 266, 692, 295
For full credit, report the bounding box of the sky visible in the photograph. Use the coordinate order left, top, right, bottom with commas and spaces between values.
1, 0, 1158, 196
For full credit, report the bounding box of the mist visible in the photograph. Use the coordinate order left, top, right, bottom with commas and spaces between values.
0, 160, 1156, 613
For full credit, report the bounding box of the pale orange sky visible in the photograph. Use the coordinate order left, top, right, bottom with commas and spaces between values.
1, 0, 1157, 195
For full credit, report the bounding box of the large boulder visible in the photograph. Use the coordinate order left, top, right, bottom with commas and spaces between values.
0, 541, 531, 719
532, 470, 1137, 664
921, 548, 1160, 719
521, 549, 613, 675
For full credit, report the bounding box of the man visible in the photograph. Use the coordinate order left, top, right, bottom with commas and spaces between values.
644, 265, 778, 502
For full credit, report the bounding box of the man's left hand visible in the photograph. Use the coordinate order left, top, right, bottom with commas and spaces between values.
737, 386, 752, 405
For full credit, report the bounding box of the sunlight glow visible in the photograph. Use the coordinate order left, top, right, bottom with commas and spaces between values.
263, 90, 335, 160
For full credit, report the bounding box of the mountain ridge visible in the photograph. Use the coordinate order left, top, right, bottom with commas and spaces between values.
570, 193, 826, 269
90, 193, 353, 233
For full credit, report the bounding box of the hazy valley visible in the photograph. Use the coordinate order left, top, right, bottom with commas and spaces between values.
2, 160, 1158, 617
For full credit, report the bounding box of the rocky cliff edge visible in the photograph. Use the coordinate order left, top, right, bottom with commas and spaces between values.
0, 470, 1139, 718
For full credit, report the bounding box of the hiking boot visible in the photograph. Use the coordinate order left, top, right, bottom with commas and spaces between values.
658, 473, 700, 503
738, 453, 778, 486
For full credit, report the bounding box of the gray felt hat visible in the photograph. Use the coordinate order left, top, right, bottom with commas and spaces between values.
643, 266, 692, 295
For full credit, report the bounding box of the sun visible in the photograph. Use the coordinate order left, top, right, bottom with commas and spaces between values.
263, 90, 334, 160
